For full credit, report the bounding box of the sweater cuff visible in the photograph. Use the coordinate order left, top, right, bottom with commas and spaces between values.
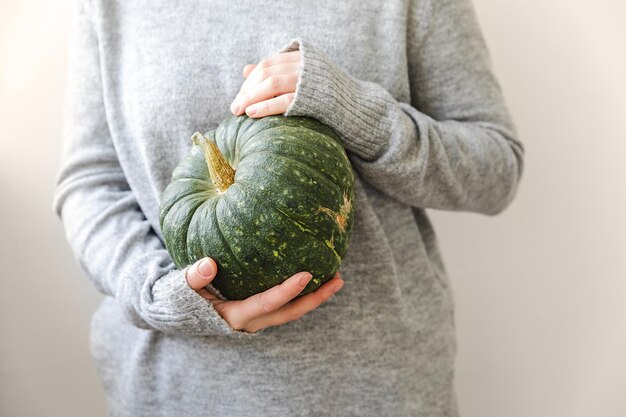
280, 38, 389, 161
139, 267, 259, 339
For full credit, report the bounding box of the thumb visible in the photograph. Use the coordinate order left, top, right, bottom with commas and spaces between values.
185, 257, 218, 291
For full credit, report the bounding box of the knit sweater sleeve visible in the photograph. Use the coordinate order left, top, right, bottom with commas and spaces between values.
282, 0, 524, 215
53, 0, 254, 338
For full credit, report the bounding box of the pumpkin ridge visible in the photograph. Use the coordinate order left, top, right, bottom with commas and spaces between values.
226, 181, 318, 242
215, 187, 325, 288
180, 195, 213, 266
230, 183, 342, 280
173, 146, 212, 182
273, 207, 317, 235
238, 150, 343, 196
273, 205, 342, 263
173, 177, 212, 185
232, 116, 256, 163
162, 193, 209, 267
212, 198, 253, 278
159, 180, 211, 227
233, 117, 290, 147
231, 117, 267, 160
242, 121, 341, 146
278, 123, 342, 145
238, 125, 344, 162
234, 180, 342, 264
234, 178, 319, 236
184, 198, 216, 265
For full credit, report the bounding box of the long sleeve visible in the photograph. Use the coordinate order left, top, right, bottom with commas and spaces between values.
53, 0, 253, 338
282, 0, 524, 215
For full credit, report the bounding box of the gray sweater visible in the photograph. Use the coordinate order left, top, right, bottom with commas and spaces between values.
54, 0, 524, 416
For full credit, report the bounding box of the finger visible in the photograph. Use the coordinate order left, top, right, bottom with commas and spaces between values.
245, 93, 295, 118
255, 51, 301, 70
239, 62, 300, 98
196, 287, 219, 302
185, 257, 218, 291
224, 271, 313, 330
242, 63, 256, 78
231, 52, 301, 112
245, 277, 344, 333
232, 73, 299, 115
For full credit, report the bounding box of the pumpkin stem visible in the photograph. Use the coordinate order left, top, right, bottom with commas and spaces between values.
191, 132, 235, 193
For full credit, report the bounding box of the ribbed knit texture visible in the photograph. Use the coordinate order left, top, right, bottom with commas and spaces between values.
282, 39, 392, 160
53, 0, 523, 416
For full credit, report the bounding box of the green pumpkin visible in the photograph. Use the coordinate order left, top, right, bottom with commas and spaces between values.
159, 115, 355, 300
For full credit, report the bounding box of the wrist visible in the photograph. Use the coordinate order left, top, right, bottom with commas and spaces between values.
280, 38, 388, 160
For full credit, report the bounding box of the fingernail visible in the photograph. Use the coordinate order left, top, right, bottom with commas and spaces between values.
198, 258, 214, 277
247, 107, 257, 116
333, 281, 344, 294
230, 103, 240, 114
298, 273, 312, 288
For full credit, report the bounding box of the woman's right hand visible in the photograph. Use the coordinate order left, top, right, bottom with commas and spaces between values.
185, 257, 344, 334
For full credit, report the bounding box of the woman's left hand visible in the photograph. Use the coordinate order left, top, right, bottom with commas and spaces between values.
230, 51, 301, 118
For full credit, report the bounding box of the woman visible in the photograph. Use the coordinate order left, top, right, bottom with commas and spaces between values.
54, 0, 524, 415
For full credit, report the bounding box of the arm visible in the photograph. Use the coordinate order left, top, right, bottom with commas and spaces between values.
281, 0, 524, 215
53, 0, 245, 336
54, 0, 342, 337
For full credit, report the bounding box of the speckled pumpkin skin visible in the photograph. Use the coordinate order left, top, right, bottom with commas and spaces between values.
159, 115, 355, 300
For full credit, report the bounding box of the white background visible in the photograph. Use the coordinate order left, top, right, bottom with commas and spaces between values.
1, 1, 625, 416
